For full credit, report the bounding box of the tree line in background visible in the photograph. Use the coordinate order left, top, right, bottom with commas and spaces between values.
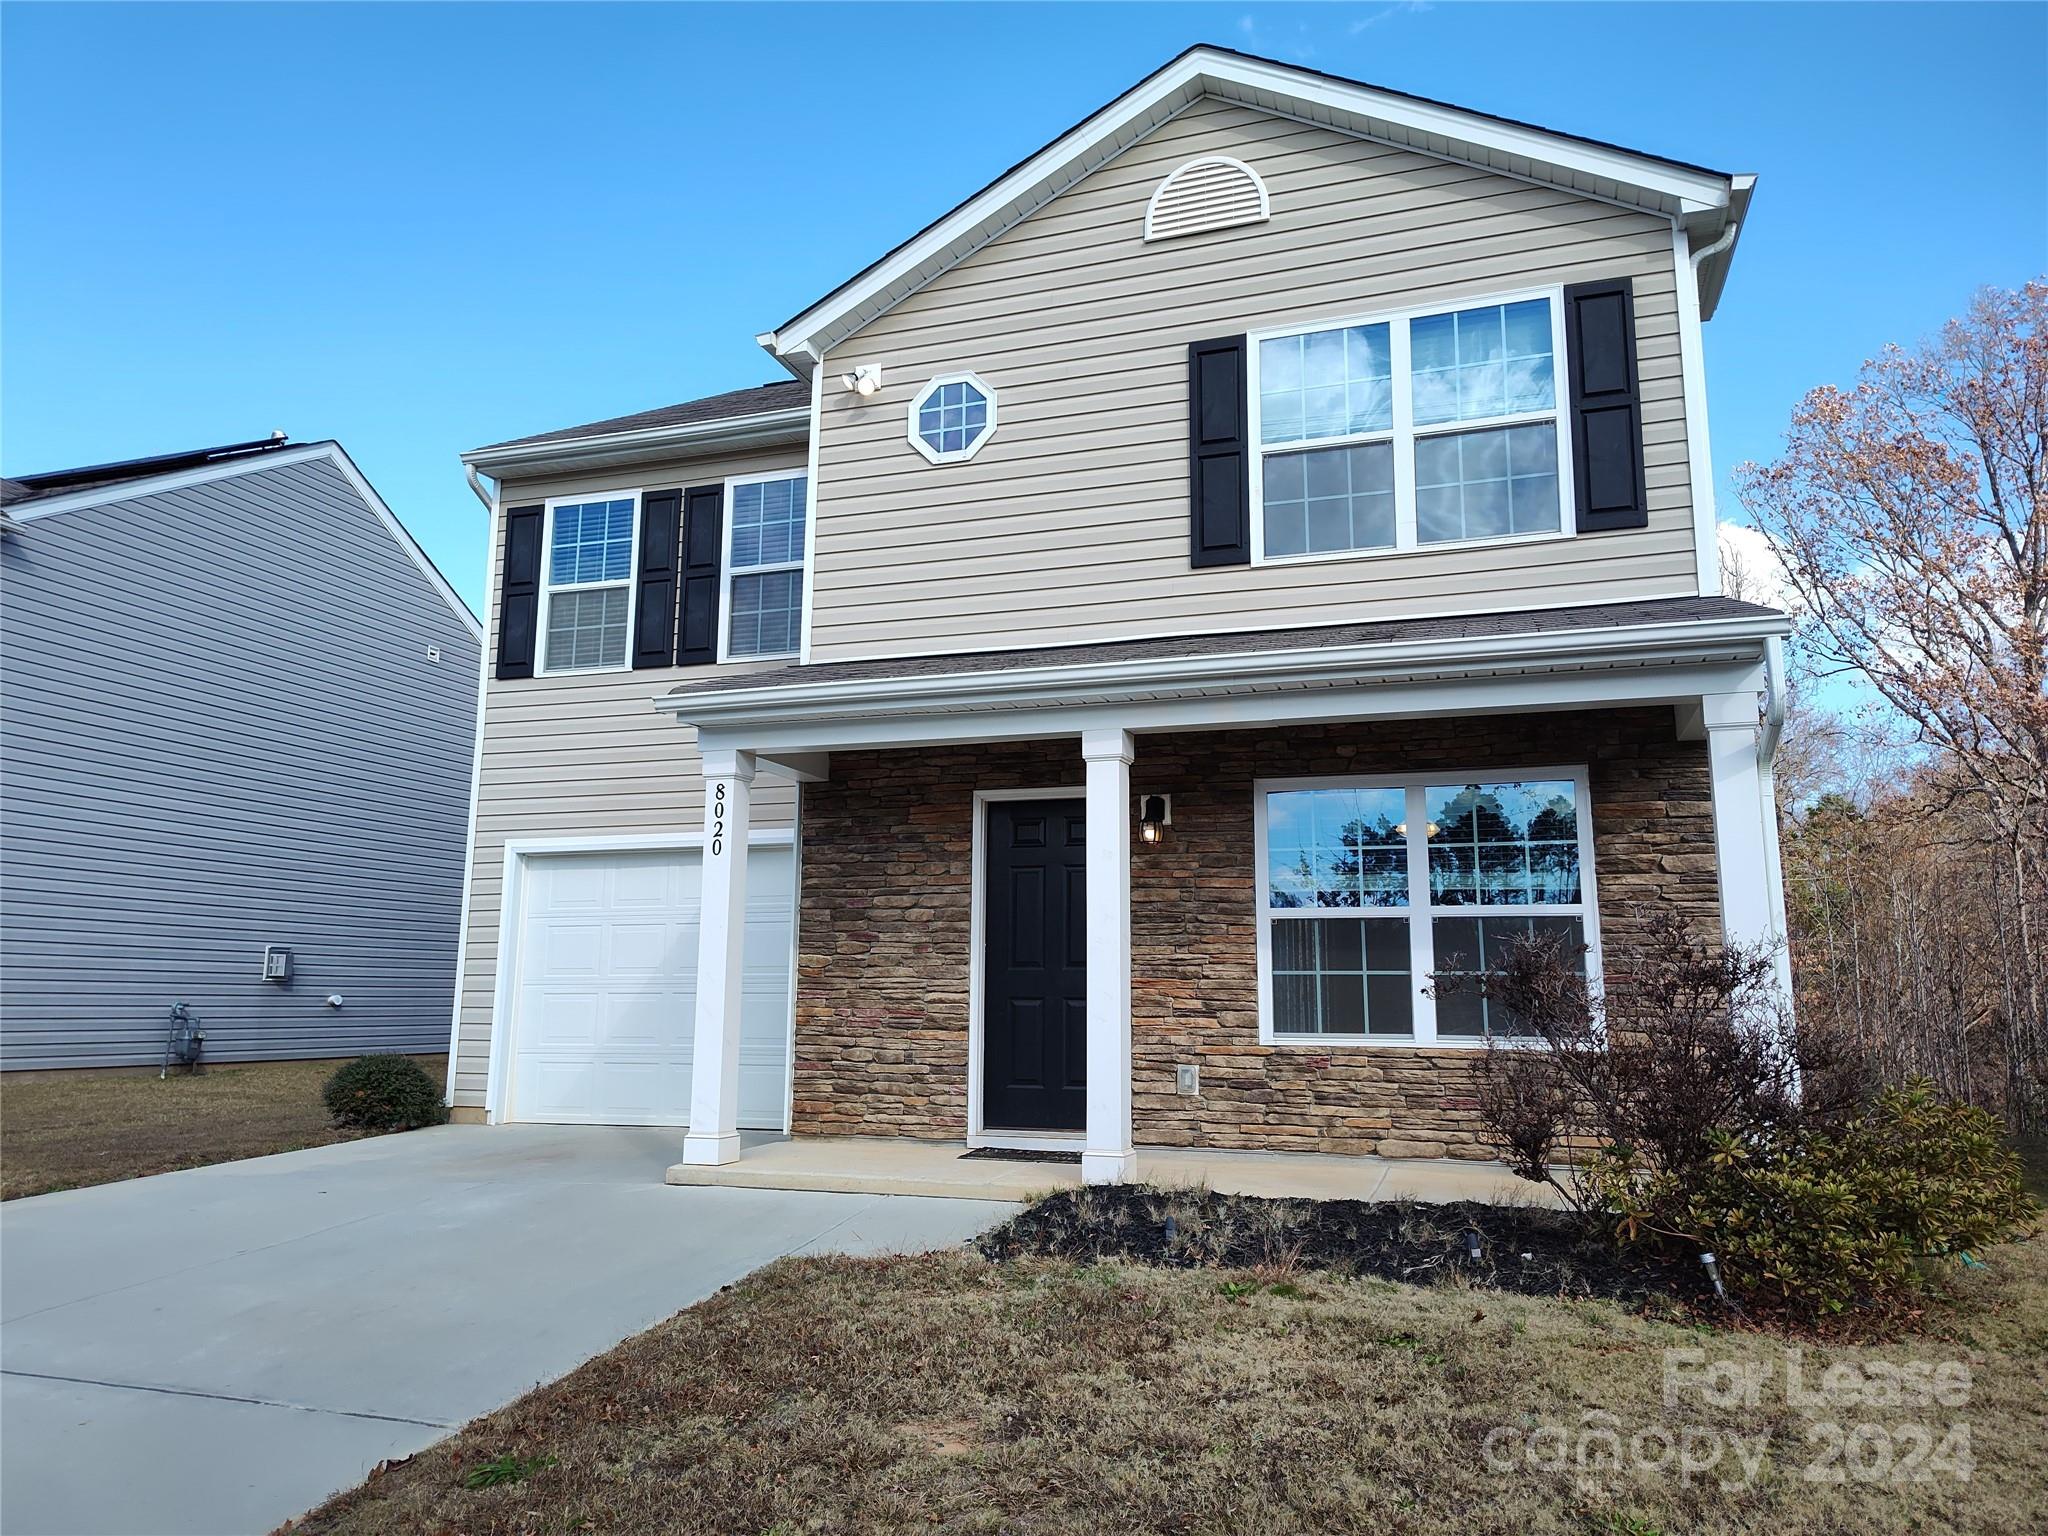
1734, 279, 2047, 1134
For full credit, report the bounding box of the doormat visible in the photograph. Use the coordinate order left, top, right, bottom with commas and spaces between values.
960, 1147, 1083, 1165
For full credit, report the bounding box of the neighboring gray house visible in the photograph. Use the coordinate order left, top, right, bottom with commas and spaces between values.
1, 436, 483, 1069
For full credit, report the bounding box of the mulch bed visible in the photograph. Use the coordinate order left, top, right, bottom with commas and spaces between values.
979, 1184, 1713, 1307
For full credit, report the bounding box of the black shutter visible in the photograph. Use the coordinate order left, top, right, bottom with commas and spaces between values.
675, 484, 724, 666
632, 488, 683, 669
1562, 278, 1649, 532
1188, 335, 1251, 567
494, 504, 544, 680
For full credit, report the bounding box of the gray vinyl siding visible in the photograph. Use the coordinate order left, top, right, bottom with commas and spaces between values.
0, 453, 482, 1069
453, 446, 805, 1110
808, 96, 1702, 661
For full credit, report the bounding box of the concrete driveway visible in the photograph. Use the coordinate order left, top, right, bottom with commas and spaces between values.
0, 1125, 1005, 1536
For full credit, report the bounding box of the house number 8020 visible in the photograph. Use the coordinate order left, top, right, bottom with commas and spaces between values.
710, 783, 726, 857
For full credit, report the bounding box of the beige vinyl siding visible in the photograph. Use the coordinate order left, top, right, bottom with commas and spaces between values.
452, 445, 806, 1109
809, 96, 1701, 661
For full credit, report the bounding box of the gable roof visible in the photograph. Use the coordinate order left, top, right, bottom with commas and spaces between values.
2, 439, 481, 638
760, 44, 1752, 372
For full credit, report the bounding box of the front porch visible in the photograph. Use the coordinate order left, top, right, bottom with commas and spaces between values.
658, 598, 1794, 1187
665, 1135, 1550, 1205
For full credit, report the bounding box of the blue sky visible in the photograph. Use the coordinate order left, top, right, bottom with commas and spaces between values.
5, 3, 2042, 613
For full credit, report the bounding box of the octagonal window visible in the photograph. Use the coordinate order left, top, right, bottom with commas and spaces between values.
909, 372, 997, 463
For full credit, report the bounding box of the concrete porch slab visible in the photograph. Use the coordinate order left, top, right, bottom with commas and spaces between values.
666, 1137, 1554, 1206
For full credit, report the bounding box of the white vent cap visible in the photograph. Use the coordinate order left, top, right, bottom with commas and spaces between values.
1144, 155, 1270, 242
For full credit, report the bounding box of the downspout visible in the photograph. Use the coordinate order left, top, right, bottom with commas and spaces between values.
1756, 633, 1798, 1061
1689, 217, 1741, 273
1758, 634, 1787, 765
465, 462, 494, 510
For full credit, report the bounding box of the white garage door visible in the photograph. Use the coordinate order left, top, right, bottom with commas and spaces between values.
509, 846, 793, 1128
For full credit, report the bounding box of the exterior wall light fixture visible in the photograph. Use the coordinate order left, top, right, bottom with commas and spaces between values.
841, 364, 883, 396
1138, 793, 1171, 845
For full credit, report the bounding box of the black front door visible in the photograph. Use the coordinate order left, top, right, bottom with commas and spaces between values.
983, 798, 1087, 1131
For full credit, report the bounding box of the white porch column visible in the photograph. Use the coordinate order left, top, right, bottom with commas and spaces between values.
682, 747, 755, 1166
1701, 691, 1792, 1014
1080, 727, 1136, 1184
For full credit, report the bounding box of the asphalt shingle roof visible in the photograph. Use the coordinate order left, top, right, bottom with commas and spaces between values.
478, 381, 809, 452
664, 596, 1786, 701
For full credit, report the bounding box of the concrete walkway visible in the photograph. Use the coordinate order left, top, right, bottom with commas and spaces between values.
0, 1125, 1003, 1536
667, 1136, 1554, 1204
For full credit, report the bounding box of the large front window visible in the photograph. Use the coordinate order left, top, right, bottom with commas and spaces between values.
723, 473, 808, 659
1256, 771, 1596, 1044
1252, 290, 1569, 563
541, 495, 636, 672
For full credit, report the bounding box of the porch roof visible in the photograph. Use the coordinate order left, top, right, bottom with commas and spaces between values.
655, 596, 1787, 759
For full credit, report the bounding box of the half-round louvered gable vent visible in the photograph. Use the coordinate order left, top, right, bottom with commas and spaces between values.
1143, 156, 1271, 242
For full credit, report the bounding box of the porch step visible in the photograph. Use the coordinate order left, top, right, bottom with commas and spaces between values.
665, 1136, 1549, 1206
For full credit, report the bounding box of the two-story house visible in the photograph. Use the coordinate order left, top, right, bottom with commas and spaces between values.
449, 47, 1789, 1185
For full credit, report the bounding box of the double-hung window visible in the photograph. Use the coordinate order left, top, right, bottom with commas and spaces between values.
723, 472, 807, 660
1255, 769, 1597, 1044
1250, 288, 1571, 562
540, 494, 638, 673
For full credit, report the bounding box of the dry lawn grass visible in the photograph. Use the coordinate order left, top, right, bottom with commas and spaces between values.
0, 1055, 445, 1200
286, 1231, 2047, 1536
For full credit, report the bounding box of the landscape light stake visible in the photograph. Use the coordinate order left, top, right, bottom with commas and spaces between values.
1463, 1229, 1483, 1265
1700, 1251, 1728, 1303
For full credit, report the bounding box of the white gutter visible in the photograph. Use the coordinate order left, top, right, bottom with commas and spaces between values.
656, 612, 1790, 727
464, 463, 494, 510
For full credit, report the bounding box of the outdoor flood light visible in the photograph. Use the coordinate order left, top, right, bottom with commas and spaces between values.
840, 363, 883, 396
1138, 793, 1170, 845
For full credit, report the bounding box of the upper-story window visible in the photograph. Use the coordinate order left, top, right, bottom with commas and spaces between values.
908, 372, 997, 463
723, 472, 807, 659
541, 494, 637, 673
1250, 290, 1569, 563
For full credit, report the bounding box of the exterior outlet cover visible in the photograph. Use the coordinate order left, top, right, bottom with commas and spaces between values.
1176, 1063, 1199, 1096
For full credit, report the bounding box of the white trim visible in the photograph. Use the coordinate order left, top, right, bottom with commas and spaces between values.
660, 612, 1788, 736
483, 827, 798, 1127
1251, 767, 1602, 1048
968, 785, 1086, 1147
9, 441, 483, 640
535, 487, 643, 677
1671, 220, 1723, 597
717, 468, 810, 663
765, 47, 1739, 359
1142, 154, 1270, 241
798, 345, 825, 665
782, 788, 805, 1138
689, 661, 1766, 761
443, 485, 501, 1103
1246, 284, 1574, 568
906, 371, 999, 464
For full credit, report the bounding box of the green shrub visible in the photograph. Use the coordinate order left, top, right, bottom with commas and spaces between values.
322, 1054, 446, 1131
1589, 1081, 2038, 1318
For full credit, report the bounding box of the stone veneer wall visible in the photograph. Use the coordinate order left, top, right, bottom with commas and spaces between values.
792, 708, 1716, 1157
